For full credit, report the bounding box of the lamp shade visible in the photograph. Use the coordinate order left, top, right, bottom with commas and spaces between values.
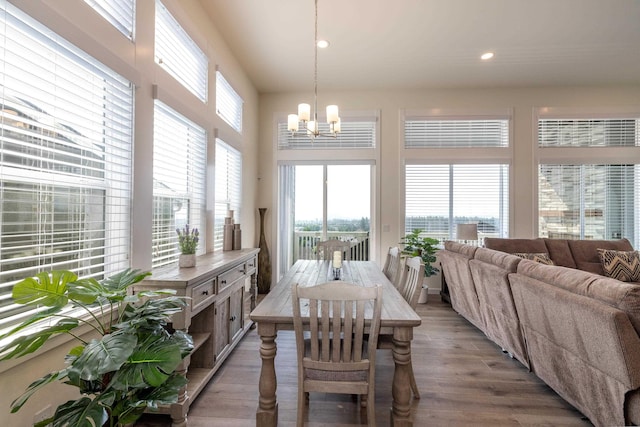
457, 223, 478, 241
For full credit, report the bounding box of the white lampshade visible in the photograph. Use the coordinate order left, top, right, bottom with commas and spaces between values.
326, 105, 339, 123
307, 120, 318, 134
457, 223, 478, 241
333, 118, 341, 133
288, 114, 299, 132
298, 103, 311, 122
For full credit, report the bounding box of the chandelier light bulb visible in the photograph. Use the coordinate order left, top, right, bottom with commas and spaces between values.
288, 114, 299, 132
298, 103, 311, 122
326, 105, 339, 123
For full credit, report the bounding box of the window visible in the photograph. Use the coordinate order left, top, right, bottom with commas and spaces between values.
405, 164, 510, 242
214, 139, 242, 251
83, 0, 135, 39
402, 111, 512, 243
216, 71, 243, 133
152, 101, 206, 268
155, 0, 208, 101
0, 0, 134, 332
278, 116, 377, 149
404, 116, 509, 148
537, 113, 640, 246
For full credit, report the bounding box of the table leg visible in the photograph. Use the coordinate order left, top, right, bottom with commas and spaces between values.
390, 327, 414, 427
256, 323, 278, 427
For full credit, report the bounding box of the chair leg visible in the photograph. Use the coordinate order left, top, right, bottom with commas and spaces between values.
409, 360, 420, 399
366, 389, 376, 427
297, 388, 306, 426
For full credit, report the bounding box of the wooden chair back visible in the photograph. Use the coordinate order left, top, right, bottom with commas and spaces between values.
291, 281, 382, 426
399, 256, 425, 309
316, 240, 352, 261
382, 246, 403, 289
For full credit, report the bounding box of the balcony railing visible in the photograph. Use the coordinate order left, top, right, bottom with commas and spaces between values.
293, 231, 370, 262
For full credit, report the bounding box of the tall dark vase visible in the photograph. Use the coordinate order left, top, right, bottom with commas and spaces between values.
257, 208, 272, 294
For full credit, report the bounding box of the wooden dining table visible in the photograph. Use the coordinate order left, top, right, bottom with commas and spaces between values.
250, 259, 422, 426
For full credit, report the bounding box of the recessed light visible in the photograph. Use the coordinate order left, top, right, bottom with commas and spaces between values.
481, 52, 494, 60
317, 40, 330, 49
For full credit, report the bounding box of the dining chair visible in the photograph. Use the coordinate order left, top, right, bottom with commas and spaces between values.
378, 256, 424, 398
291, 281, 383, 427
316, 239, 352, 261
382, 246, 403, 289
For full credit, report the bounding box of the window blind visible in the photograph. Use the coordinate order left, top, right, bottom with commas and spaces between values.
539, 164, 638, 244
405, 164, 509, 242
214, 139, 242, 251
83, 0, 135, 39
152, 101, 207, 268
155, 0, 208, 102
277, 118, 377, 149
538, 119, 639, 147
216, 71, 243, 133
404, 118, 509, 148
0, 0, 133, 332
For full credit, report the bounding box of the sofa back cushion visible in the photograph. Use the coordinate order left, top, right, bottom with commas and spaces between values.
484, 238, 548, 255
474, 247, 521, 271
444, 240, 478, 258
543, 238, 576, 269
567, 238, 634, 275
517, 258, 640, 333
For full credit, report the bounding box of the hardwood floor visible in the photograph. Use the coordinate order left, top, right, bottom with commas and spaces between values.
137, 296, 592, 426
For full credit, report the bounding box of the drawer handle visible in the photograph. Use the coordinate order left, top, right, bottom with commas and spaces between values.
221, 279, 227, 285
230, 315, 237, 321
202, 290, 209, 295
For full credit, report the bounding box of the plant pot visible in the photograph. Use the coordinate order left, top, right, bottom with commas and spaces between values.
179, 253, 196, 268
418, 285, 429, 304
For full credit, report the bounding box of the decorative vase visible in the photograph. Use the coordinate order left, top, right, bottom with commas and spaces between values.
179, 253, 196, 268
257, 208, 272, 294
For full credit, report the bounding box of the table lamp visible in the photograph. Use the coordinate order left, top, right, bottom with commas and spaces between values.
457, 223, 478, 245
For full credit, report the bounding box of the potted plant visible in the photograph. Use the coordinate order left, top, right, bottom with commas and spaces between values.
400, 229, 440, 303
0, 268, 193, 427
176, 224, 199, 268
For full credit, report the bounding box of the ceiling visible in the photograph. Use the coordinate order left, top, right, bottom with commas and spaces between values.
199, 0, 640, 94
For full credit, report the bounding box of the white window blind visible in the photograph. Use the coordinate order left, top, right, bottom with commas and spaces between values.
404, 118, 509, 148
405, 164, 509, 242
277, 118, 377, 149
214, 139, 242, 251
0, 0, 134, 332
155, 0, 208, 102
216, 71, 243, 133
539, 118, 640, 147
539, 165, 639, 245
83, 0, 135, 40
152, 101, 207, 268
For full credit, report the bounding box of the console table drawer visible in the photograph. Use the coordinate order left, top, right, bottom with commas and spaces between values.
192, 280, 215, 312
246, 255, 257, 273
218, 264, 245, 292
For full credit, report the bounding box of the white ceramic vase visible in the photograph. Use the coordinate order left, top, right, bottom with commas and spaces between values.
179, 253, 196, 268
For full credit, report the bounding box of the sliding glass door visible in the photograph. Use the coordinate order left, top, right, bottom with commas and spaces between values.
278, 164, 372, 277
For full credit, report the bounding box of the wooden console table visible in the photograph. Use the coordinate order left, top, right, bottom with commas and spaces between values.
131, 248, 259, 426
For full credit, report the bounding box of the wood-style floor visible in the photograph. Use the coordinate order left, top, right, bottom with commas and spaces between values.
137, 296, 592, 426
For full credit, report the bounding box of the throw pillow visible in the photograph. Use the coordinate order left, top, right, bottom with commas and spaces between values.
512, 252, 555, 265
597, 249, 640, 282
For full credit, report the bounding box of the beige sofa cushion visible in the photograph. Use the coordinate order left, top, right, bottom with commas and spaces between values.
567, 238, 634, 275
484, 237, 548, 254
543, 238, 577, 268
512, 252, 555, 265
517, 259, 640, 333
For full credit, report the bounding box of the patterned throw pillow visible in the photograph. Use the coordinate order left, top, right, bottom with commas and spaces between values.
597, 249, 640, 282
512, 252, 555, 265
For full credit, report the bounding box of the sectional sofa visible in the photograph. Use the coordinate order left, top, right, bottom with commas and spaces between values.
439, 238, 640, 426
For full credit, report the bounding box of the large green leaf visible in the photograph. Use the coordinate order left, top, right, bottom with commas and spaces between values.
68, 332, 137, 382
102, 269, 151, 292
0, 318, 79, 360
66, 277, 106, 304
53, 397, 107, 427
12, 270, 77, 307
111, 334, 183, 389
10, 369, 69, 412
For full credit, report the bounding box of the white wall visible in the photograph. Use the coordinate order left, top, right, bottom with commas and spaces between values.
1, 1, 258, 424
259, 85, 640, 281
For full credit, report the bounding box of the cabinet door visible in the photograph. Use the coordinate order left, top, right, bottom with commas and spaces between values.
229, 286, 243, 341
214, 297, 230, 360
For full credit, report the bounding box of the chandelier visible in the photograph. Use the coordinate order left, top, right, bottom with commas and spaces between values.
287, 0, 340, 138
